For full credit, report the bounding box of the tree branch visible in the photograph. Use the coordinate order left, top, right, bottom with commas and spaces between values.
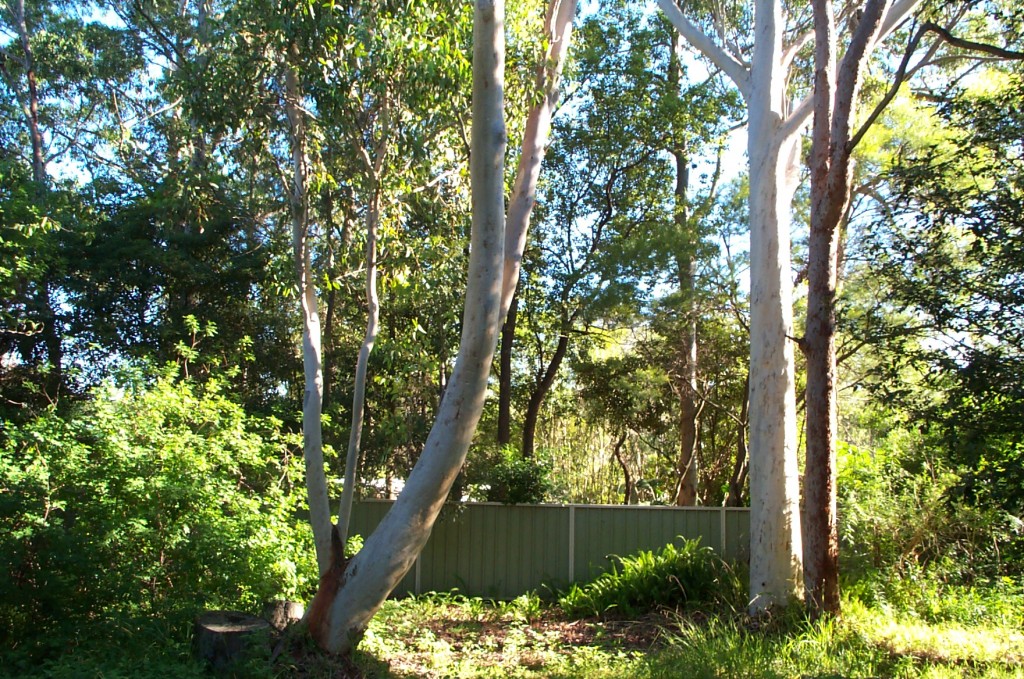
850, 20, 1024, 152
657, 0, 751, 100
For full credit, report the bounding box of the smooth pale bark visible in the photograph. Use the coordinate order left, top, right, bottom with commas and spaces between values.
310, 0, 507, 654
746, 98, 804, 613
284, 60, 333, 576
660, 0, 809, 611
500, 0, 577, 321
337, 107, 389, 546
803, 0, 918, 617
337, 184, 381, 546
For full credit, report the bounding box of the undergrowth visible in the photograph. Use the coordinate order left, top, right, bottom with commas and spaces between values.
559, 538, 744, 618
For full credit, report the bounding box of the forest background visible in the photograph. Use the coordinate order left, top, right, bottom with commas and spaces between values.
1, 0, 1022, 673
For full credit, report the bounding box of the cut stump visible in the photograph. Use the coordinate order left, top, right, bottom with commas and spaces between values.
194, 610, 271, 671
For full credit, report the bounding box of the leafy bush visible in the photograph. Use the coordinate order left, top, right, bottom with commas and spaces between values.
560, 538, 743, 618
837, 440, 1022, 581
484, 446, 553, 504
846, 567, 1024, 629
0, 366, 317, 649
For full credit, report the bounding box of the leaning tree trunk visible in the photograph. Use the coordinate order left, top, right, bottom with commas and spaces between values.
500, 0, 577, 320
307, 1, 508, 654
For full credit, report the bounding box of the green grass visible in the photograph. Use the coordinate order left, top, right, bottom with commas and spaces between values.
3, 583, 1023, 678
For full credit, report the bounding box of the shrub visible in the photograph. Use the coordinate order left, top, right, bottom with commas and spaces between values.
484, 446, 553, 504
560, 538, 743, 618
0, 366, 317, 649
837, 440, 1022, 581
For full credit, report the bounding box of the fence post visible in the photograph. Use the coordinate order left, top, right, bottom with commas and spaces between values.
720, 506, 727, 557
568, 505, 576, 584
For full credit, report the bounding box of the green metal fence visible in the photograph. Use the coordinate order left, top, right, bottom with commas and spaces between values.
347, 501, 750, 599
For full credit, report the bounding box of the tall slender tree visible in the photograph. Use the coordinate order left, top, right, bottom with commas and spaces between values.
802, 0, 1024, 616
658, 0, 811, 609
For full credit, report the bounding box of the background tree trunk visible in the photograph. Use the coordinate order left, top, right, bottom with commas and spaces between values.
521, 329, 569, 458
285, 57, 333, 576
672, 141, 699, 507
497, 291, 518, 446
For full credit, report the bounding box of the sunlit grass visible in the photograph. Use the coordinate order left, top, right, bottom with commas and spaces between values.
4, 581, 1022, 677
847, 597, 1024, 667
353, 587, 1024, 679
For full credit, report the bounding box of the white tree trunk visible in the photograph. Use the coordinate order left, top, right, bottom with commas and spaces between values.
660, 0, 807, 612
337, 184, 381, 547
285, 60, 333, 576
745, 0, 805, 612
500, 0, 577, 320
746, 125, 804, 612
310, 0, 507, 655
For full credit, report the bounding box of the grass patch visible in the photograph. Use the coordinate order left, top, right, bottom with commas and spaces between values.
3, 583, 1023, 677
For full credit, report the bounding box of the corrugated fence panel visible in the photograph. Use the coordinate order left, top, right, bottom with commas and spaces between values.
421, 504, 572, 598
571, 506, 725, 582
347, 501, 749, 599
724, 508, 750, 562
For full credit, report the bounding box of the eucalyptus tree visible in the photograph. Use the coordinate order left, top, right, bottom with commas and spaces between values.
211, 0, 483, 572
657, 0, 928, 610
304, 0, 509, 653
266, 0, 577, 652
656, 0, 809, 606
801, 0, 1024, 615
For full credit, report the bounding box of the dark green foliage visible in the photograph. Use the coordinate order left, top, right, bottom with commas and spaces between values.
484, 446, 553, 505
867, 72, 1024, 521
560, 538, 743, 618
837, 435, 1023, 582
0, 365, 317, 655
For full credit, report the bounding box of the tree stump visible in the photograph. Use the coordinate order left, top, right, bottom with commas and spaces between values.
194, 610, 272, 672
